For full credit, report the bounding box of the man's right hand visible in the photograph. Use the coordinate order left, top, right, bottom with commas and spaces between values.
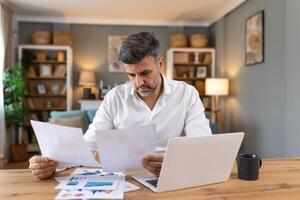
29, 156, 58, 180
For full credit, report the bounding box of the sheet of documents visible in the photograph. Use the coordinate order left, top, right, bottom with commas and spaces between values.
54, 168, 125, 200
124, 181, 140, 192
55, 168, 138, 192
31, 120, 100, 169
96, 124, 156, 172
55, 175, 121, 190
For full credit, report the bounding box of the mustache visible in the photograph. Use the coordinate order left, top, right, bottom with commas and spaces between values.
136, 85, 155, 90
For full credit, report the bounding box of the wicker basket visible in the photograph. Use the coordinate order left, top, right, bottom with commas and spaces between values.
53, 31, 72, 46
170, 33, 188, 47
36, 52, 47, 61
32, 31, 51, 45
190, 34, 208, 48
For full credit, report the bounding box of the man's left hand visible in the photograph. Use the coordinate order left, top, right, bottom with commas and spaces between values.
141, 154, 164, 176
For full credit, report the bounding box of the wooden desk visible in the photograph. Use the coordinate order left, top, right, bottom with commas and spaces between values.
1, 158, 300, 200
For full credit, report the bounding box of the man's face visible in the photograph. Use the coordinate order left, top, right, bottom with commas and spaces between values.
124, 56, 163, 97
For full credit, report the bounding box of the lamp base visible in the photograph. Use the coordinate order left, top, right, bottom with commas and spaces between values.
82, 88, 92, 99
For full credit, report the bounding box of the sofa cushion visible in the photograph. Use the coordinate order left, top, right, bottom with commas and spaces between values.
50, 110, 89, 132
49, 116, 84, 131
204, 111, 218, 134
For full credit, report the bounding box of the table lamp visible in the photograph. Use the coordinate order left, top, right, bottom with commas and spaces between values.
79, 71, 96, 99
205, 78, 229, 133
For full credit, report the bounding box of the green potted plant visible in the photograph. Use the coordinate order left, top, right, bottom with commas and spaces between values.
3, 64, 28, 161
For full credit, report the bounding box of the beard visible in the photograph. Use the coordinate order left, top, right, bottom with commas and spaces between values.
135, 74, 161, 97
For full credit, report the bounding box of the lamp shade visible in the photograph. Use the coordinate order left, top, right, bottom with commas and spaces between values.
205, 78, 229, 96
79, 71, 96, 86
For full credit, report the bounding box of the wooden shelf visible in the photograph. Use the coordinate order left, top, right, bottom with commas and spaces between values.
25, 94, 66, 97
26, 77, 66, 80
19, 45, 73, 154
174, 63, 210, 67
30, 60, 66, 64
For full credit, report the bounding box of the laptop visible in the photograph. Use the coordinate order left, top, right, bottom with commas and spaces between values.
132, 132, 244, 192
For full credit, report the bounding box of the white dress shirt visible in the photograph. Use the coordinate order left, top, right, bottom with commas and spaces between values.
84, 76, 212, 149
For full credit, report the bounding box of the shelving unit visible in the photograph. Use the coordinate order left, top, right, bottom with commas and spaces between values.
18, 45, 73, 152
166, 48, 215, 110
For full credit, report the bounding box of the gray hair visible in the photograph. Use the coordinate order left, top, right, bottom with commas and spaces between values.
119, 32, 160, 64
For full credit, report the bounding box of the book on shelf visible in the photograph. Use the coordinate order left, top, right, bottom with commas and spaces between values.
56, 99, 66, 109
22, 128, 29, 144
26, 83, 36, 94
202, 97, 211, 110
202, 53, 212, 65
30, 113, 39, 121
41, 111, 49, 121
24, 83, 30, 95
26, 98, 35, 109
25, 66, 37, 77
59, 85, 66, 95
195, 81, 205, 96
53, 64, 66, 77
31, 133, 38, 144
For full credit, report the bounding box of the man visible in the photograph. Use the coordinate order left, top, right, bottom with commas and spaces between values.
29, 32, 212, 180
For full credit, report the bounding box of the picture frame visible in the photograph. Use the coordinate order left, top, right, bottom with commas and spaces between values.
196, 66, 207, 78
39, 64, 52, 77
108, 35, 127, 73
245, 10, 264, 66
37, 84, 46, 94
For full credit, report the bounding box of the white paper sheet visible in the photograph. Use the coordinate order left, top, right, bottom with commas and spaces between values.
54, 168, 125, 200
55, 176, 125, 200
55, 187, 125, 200
95, 124, 156, 172
125, 181, 140, 192
55, 175, 121, 190
31, 120, 100, 169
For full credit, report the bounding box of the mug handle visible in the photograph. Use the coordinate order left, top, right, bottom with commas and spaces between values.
259, 159, 262, 168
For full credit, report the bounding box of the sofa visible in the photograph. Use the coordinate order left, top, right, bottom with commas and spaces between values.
49, 110, 218, 134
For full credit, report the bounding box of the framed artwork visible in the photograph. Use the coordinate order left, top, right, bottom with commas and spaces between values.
108, 35, 127, 72
196, 66, 207, 78
245, 10, 264, 66
40, 64, 52, 77
37, 84, 46, 94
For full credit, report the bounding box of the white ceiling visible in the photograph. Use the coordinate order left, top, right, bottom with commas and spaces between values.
2, 0, 246, 26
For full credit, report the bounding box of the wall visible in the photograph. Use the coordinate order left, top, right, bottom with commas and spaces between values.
210, 0, 287, 157
0, 4, 6, 156
286, 0, 300, 156
18, 22, 210, 108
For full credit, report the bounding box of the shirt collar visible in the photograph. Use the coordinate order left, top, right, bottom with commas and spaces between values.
129, 74, 171, 96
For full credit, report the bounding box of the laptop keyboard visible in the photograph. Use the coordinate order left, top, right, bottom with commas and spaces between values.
146, 179, 158, 187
